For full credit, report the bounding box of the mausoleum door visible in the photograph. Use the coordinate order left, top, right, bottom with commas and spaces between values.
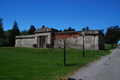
40, 37, 46, 48
42, 37, 45, 48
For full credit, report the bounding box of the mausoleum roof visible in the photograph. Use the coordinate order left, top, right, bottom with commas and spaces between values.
35, 27, 58, 33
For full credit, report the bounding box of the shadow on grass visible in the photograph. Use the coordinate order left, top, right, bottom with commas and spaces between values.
67, 78, 82, 80
104, 49, 110, 51
56, 63, 81, 66
66, 63, 81, 66
105, 46, 118, 51
60, 78, 82, 80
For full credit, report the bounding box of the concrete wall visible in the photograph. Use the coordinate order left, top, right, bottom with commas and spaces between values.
54, 30, 101, 50
54, 35, 99, 50
15, 35, 36, 47
15, 32, 52, 48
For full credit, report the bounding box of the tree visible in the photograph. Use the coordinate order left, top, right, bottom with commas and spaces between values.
0, 38, 11, 46
63, 27, 75, 32
86, 26, 89, 30
72, 28, 75, 31
68, 27, 75, 31
0, 18, 4, 38
99, 29, 104, 35
59, 30, 62, 32
28, 25, 36, 34
82, 28, 86, 31
4, 30, 11, 39
68, 27, 72, 31
71, 28, 75, 31
9, 21, 20, 46
82, 26, 89, 31
105, 25, 120, 48
63, 29, 68, 32
42, 25, 45, 28
20, 30, 28, 35
53, 33, 74, 66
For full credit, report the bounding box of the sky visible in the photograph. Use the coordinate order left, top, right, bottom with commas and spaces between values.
0, 0, 120, 34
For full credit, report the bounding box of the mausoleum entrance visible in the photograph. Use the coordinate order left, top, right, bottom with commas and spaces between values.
37, 36, 47, 48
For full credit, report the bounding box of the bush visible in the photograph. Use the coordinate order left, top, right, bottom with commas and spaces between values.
0, 38, 11, 46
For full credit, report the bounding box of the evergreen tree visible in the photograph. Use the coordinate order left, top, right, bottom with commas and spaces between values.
86, 26, 89, 30
68, 27, 72, 31
42, 25, 45, 28
0, 18, 4, 38
82, 28, 86, 31
71, 28, 75, 31
68, 27, 75, 31
63, 29, 68, 32
28, 25, 36, 34
9, 21, 20, 46
99, 29, 104, 35
105, 25, 120, 48
63, 27, 75, 32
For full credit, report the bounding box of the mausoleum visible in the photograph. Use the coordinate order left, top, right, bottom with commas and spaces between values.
15, 27, 105, 50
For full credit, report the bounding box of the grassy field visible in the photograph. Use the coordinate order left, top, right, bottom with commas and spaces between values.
0, 45, 117, 80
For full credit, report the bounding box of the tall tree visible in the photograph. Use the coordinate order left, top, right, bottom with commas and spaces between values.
99, 29, 104, 35
9, 21, 20, 46
42, 25, 45, 28
68, 27, 72, 31
28, 25, 36, 34
82, 26, 89, 31
105, 25, 120, 48
82, 28, 86, 31
86, 26, 89, 30
0, 18, 4, 38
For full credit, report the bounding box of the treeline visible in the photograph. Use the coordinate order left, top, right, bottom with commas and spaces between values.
0, 18, 76, 46
59, 27, 75, 32
0, 18, 37, 46
0, 17, 120, 48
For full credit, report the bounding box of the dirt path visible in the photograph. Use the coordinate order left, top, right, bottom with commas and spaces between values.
68, 46, 120, 80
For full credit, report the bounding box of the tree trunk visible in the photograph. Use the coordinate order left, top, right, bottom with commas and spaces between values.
116, 43, 117, 46
63, 38, 66, 66
111, 43, 113, 48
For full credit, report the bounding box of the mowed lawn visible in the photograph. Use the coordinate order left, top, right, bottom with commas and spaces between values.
0, 46, 116, 80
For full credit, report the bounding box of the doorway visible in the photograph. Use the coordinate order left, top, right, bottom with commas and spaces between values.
38, 36, 46, 48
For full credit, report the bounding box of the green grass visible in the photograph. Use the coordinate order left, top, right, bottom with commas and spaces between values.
0, 45, 117, 80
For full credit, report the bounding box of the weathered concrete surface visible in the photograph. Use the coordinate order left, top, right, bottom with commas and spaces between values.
69, 46, 120, 80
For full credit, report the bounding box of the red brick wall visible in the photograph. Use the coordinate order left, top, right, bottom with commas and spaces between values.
55, 32, 82, 40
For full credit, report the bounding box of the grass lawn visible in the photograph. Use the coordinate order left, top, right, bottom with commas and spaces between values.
0, 45, 117, 80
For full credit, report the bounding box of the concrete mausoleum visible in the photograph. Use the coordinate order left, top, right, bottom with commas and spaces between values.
15, 27, 105, 50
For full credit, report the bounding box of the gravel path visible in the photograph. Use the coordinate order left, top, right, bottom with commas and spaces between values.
68, 46, 120, 80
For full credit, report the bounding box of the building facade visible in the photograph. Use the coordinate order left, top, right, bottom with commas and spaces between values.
15, 27, 105, 50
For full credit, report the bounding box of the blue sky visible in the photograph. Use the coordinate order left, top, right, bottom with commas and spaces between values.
1, 0, 120, 34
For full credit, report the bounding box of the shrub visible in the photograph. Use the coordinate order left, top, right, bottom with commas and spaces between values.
0, 38, 11, 46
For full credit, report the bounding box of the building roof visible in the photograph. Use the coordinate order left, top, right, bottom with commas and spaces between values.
35, 27, 58, 33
